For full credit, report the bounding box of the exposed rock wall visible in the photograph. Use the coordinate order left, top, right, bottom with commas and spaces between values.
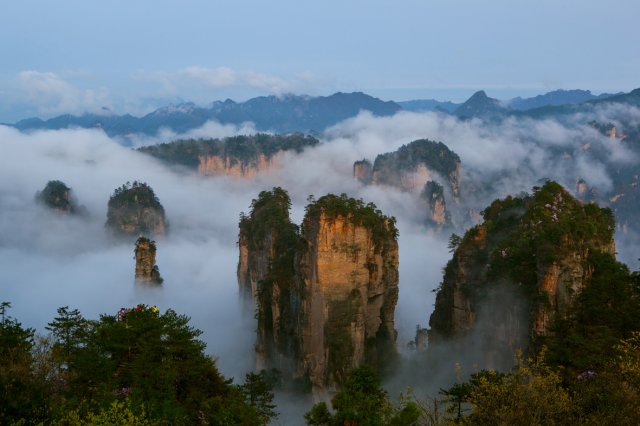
367, 139, 461, 199
296, 211, 398, 393
237, 188, 300, 371
422, 181, 450, 226
353, 159, 373, 184
238, 190, 399, 393
429, 182, 615, 363
198, 152, 281, 178
134, 237, 163, 284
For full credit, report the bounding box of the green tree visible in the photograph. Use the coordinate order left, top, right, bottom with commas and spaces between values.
0, 302, 48, 424
241, 370, 278, 424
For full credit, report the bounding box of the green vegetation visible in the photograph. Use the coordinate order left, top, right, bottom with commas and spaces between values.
430, 181, 616, 339
303, 193, 398, 254
0, 302, 273, 425
35, 180, 78, 213
305, 365, 419, 426
372, 139, 460, 189
239, 187, 301, 359
106, 181, 166, 237
138, 133, 319, 168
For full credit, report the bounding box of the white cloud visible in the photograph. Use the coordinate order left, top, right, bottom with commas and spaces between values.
179, 66, 237, 88
17, 70, 111, 116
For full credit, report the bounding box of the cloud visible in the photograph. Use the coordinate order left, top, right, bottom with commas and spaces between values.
1, 99, 638, 395
17, 70, 111, 116
179, 66, 238, 88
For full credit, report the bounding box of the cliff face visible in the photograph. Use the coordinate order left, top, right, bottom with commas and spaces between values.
198, 152, 281, 178
134, 237, 163, 284
296, 207, 398, 393
237, 188, 300, 371
429, 182, 615, 363
353, 159, 373, 184
368, 140, 461, 199
421, 181, 450, 226
238, 190, 399, 393
106, 181, 167, 238
138, 133, 319, 177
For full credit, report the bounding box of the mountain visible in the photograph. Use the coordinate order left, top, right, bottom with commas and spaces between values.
398, 99, 460, 113
517, 87, 640, 119
428, 181, 616, 367
12, 92, 401, 138
238, 189, 399, 394
137, 133, 319, 177
453, 90, 507, 119
509, 89, 619, 110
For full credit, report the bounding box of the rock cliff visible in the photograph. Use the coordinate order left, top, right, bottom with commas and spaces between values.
138, 133, 319, 178
421, 181, 450, 226
238, 190, 399, 394
237, 188, 301, 371
353, 159, 373, 184
105, 181, 167, 238
134, 237, 163, 284
297, 195, 399, 393
428, 181, 615, 365
35, 180, 84, 214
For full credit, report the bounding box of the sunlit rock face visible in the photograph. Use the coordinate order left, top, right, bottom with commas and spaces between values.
134, 237, 163, 285
296, 206, 398, 394
138, 133, 319, 178
197, 152, 280, 178
238, 190, 399, 395
429, 182, 615, 367
105, 181, 167, 238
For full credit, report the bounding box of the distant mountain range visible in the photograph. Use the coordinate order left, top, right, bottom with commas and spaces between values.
10, 92, 401, 138
6, 88, 639, 138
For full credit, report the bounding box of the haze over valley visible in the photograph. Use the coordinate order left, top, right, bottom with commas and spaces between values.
2, 1, 640, 424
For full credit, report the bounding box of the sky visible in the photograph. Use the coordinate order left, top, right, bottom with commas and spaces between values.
1, 0, 639, 121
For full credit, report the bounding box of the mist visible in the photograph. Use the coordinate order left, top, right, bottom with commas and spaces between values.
1, 102, 638, 417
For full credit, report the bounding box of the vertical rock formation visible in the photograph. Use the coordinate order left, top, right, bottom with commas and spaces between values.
105, 181, 167, 238
421, 181, 450, 226
297, 195, 399, 393
237, 188, 300, 371
353, 159, 373, 184
368, 139, 460, 199
355, 139, 461, 228
238, 190, 399, 394
134, 237, 163, 284
35, 180, 84, 214
429, 181, 615, 366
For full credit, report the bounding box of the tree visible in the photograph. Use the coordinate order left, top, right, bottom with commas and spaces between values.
0, 302, 48, 424
241, 371, 278, 424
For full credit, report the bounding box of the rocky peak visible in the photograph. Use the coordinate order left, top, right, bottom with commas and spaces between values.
35, 180, 83, 214
367, 139, 460, 197
421, 181, 450, 226
428, 181, 615, 366
238, 190, 399, 394
353, 159, 373, 184
454, 90, 506, 119
134, 237, 163, 284
105, 181, 167, 238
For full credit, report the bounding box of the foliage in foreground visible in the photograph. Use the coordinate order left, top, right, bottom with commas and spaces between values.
0, 302, 274, 425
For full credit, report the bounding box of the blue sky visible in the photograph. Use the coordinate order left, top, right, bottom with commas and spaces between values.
1, 0, 639, 121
